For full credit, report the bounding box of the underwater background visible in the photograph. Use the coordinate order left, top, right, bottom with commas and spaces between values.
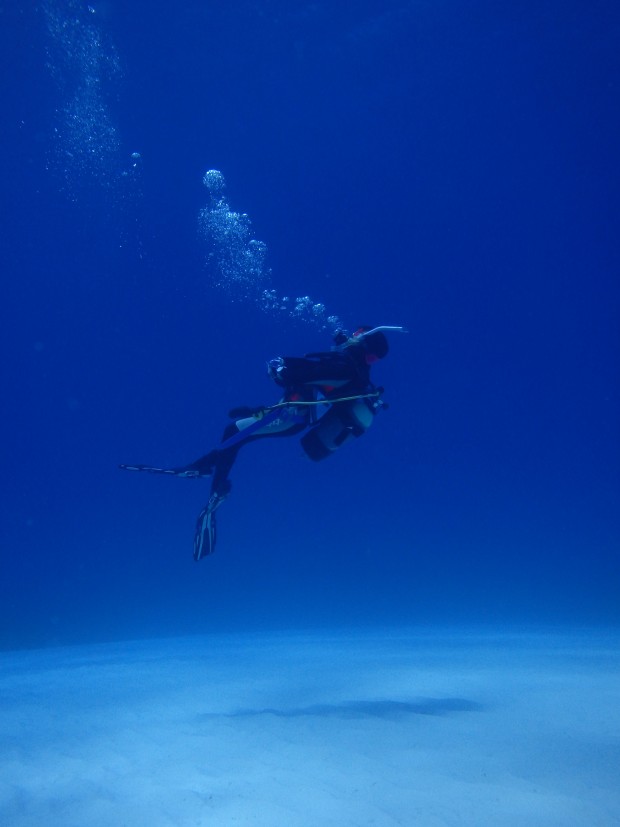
1, 0, 619, 650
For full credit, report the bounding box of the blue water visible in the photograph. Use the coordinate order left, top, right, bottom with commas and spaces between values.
1, 1, 619, 650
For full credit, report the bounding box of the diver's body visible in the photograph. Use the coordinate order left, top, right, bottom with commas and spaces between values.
121, 326, 401, 560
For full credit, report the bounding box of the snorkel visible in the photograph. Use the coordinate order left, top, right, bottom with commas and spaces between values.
332, 325, 408, 351
356, 325, 408, 338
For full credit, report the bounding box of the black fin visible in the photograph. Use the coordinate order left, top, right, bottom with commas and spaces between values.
119, 463, 207, 478
193, 487, 230, 560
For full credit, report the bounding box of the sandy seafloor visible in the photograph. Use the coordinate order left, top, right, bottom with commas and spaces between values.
1, 628, 618, 826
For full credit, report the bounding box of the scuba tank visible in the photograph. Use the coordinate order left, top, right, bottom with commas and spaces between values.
300, 324, 405, 461
300, 392, 383, 461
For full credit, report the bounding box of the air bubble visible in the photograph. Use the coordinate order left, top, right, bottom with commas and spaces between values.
198, 171, 341, 330
43, 0, 124, 201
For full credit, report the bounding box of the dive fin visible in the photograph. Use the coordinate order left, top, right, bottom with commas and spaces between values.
119, 463, 208, 478
193, 483, 231, 560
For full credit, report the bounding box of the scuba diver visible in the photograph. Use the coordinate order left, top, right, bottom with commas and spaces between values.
120, 325, 405, 560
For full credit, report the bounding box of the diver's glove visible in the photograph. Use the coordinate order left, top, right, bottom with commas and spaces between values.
332, 328, 349, 346
267, 356, 287, 385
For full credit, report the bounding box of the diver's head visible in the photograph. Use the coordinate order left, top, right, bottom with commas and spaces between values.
333, 324, 405, 361
353, 327, 389, 363
333, 326, 388, 365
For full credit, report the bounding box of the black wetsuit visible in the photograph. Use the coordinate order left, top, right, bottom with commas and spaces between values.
120, 335, 387, 559
187, 344, 379, 497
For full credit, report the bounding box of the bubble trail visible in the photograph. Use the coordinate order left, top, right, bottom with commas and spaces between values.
42, 0, 140, 204
198, 170, 341, 331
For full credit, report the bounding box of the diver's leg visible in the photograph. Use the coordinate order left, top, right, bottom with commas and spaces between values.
209, 414, 308, 494
193, 413, 310, 560
178, 418, 248, 481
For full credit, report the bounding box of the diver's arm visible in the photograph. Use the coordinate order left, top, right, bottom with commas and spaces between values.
268, 353, 358, 389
